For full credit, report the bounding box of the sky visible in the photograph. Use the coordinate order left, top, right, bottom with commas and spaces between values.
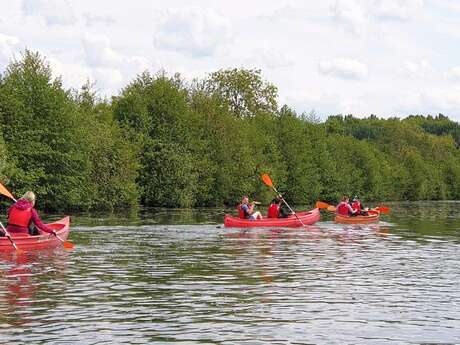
0, 0, 459, 120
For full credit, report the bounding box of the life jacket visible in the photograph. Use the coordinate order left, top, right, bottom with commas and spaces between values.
351, 201, 361, 212
238, 204, 248, 219
267, 204, 280, 218
8, 206, 32, 227
337, 202, 350, 216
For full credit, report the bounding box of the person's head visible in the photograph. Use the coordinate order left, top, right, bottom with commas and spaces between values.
271, 198, 280, 205
341, 195, 349, 203
242, 195, 249, 204
21, 191, 36, 206
352, 195, 359, 202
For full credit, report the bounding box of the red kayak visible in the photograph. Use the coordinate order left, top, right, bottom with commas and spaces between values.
0, 216, 70, 252
224, 208, 320, 228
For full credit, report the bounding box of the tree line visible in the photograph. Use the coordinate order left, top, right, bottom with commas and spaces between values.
1, 50, 459, 212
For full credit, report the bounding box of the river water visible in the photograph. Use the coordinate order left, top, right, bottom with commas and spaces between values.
1, 202, 460, 344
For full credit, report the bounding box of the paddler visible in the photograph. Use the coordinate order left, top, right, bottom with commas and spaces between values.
6, 191, 56, 236
350, 195, 369, 216
336, 195, 358, 217
267, 195, 292, 218
238, 195, 263, 220
267, 197, 281, 218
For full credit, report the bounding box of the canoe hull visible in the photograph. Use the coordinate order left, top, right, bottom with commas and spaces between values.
224, 208, 320, 228
0, 216, 70, 252
334, 212, 379, 224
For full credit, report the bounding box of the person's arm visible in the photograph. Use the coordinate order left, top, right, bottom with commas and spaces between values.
347, 204, 357, 214
30, 209, 55, 234
241, 204, 251, 217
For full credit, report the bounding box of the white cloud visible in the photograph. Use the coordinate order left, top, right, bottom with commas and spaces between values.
403, 59, 432, 78
395, 87, 460, 116
421, 87, 460, 114
436, 0, 460, 13
48, 56, 91, 89
92, 67, 124, 92
82, 35, 122, 68
0, 33, 20, 70
82, 34, 151, 73
331, 0, 368, 35
285, 91, 341, 118
80, 34, 153, 95
447, 66, 460, 80
242, 48, 294, 70
318, 58, 368, 80
372, 0, 425, 21
83, 13, 115, 27
0, 0, 458, 119
154, 7, 233, 57
22, 0, 77, 26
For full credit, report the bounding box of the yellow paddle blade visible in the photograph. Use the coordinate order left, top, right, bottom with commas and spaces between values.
261, 174, 273, 188
0, 182, 15, 201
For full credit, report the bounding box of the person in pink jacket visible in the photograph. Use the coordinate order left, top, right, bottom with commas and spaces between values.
6, 191, 55, 236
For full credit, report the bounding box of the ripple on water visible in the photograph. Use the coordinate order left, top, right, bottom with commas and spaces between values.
1, 205, 460, 344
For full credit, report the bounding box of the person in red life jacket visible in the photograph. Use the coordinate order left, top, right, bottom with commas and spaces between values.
238, 195, 263, 220
6, 191, 56, 236
267, 197, 281, 218
350, 196, 369, 216
336, 195, 357, 217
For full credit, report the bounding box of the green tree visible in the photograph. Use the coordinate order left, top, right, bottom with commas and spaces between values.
113, 72, 199, 207
203, 68, 278, 118
74, 83, 140, 210
0, 50, 92, 210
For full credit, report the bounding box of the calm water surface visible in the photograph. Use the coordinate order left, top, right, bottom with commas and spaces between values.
1, 202, 460, 344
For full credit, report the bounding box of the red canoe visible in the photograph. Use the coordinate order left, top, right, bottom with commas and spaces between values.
224, 208, 320, 228
0, 216, 70, 252
335, 210, 380, 224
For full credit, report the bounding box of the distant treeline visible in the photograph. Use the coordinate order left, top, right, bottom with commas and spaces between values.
1, 50, 460, 211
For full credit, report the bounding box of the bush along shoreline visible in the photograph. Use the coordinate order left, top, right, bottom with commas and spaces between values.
1, 50, 460, 212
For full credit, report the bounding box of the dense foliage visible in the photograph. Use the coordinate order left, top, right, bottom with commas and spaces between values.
1, 51, 460, 211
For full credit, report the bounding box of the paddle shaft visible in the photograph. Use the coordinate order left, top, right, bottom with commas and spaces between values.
53, 232, 66, 243
0, 220, 20, 252
271, 186, 306, 227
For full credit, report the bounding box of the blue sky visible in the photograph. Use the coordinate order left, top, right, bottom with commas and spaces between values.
0, 0, 459, 119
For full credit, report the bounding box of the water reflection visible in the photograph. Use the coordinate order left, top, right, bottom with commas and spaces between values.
0, 249, 69, 328
1, 202, 460, 344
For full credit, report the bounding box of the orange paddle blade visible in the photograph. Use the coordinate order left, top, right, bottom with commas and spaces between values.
315, 201, 331, 209
0, 182, 15, 201
375, 206, 390, 214
63, 241, 75, 249
261, 174, 273, 188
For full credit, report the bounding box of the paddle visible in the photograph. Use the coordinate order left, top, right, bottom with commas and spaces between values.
0, 182, 74, 249
374, 206, 390, 214
0, 182, 22, 253
0, 182, 16, 201
316, 201, 390, 214
261, 173, 306, 226
53, 232, 75, 249
315, 201, 336, 212
0, 220, 22, 253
